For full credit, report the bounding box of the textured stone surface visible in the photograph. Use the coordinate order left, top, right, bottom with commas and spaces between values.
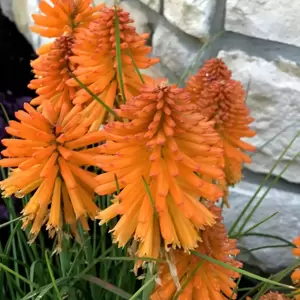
140, 0, 160, 12
120, 1, 151, 34
164, 0, 216, 40
218, 50, 300, 183
0, 0, 14, 21
226, 0, 300, 48
11, 0, 53, 51
152, 21, 202, 80
224, 180, 300, 273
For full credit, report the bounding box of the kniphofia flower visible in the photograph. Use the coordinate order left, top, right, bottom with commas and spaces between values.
0, 102, 104, 241
66, 5, 159, 131
30, 0, 104, 38
291, 236, 300, 300
28, 35, 76, 111
95, 80, 225, 259
259, 292, 289, 300
151, 205, 242, 300
187, 58, 256, 205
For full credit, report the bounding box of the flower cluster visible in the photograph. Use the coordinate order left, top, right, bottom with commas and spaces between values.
96, 80, 225, 258
66, 5, 159, 130
28, 36, 76, 111
0, 101, 104, 241
259, 292, 289, 300
30, 0, 104, 38
187, 58, 256, 206
0, 1, 259, 298
151, 205, 241, 300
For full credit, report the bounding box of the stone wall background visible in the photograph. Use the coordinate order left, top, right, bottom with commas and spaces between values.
1, 0, 300, 273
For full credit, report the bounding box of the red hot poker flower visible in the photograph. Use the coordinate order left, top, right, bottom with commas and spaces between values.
66, 5, 159, 130
259, 292, 289, 300
187, 59, 256, 205
28, 35, 76, 111
30, 0, 104, 38
151, 205, 242, 300
0, 102, 104, 242
95, 80, 225, 259
187, 58, 232, 95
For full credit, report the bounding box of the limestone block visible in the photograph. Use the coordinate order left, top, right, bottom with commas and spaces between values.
139, 0, 160, 12
226, 0, 300, 47
152, 21, 202, 80
164, 0, 217, 40
224, 180, 300, 272
0, 0, 14, 22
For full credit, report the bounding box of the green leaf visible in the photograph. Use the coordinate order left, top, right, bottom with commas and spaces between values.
173, 261, 203, 300
69, 69, 121, 120
114, 8, 126, 102
229, 275, 242, 300
235, 212, 279, 237
240, 244, 291, 255
114, 174, 121, 194
237, 149, 300, 235
0, 102, 10, 122
229, 131, 300, 236
129, 275, 156, 300
250, 260, 300, 300
45, 251, 62, 300
142, 176, 158, 219
126, 48, 145, 84
252, 120, 298, 157
238, 232, 296, 247
192, 252, 295, 290
82, 274, 132, 299
0, 215, 24, 228
142, 264, 157, 300
22, 278, 71, 300
0, 262, 36, 288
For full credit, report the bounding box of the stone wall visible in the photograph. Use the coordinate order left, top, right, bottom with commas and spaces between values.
1, 0, 300, 273
118, 0, 300, 272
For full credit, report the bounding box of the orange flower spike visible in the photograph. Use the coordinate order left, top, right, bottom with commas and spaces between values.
187, 59, 256, 206
28, 35, 77, 111
30, 0, 105, 38
96, 81, 225, 258
259, 292, 289, 300
0, 102, 105, 242
151, 205, 242, 300
66, 5, 159, 127
187, 58, 232, 98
